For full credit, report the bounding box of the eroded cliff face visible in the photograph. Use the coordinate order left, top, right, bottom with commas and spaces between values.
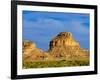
23, 32, 89, 62
23, 41, 36, 55
48, 32, 89, 59
49, 32, 80, 50
23, 40, 50, 62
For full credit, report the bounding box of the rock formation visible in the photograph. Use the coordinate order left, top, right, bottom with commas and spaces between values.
23, 32, 89, 62
48, 32, 89, 60
49, 32, 80, 50
23, 40, 50, 62
23, 40, 36, 55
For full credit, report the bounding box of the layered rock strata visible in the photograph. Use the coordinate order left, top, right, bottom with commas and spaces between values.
23, 32, 89, 62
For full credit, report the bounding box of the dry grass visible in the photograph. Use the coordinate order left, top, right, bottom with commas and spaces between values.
23, 58, 89, 69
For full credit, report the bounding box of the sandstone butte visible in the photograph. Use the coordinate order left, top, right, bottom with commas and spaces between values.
23, 32, 89, 62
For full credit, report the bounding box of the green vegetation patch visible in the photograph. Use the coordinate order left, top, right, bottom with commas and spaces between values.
23, 59, 89, 69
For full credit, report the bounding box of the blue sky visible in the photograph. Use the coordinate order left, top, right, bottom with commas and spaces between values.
23, 11, 90, 51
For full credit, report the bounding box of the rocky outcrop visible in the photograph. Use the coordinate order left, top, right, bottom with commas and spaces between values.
49, 32, 89, 59
23, 32, 89, 62
23, 40, 36, 55
49, 32, 80, 50
23, 40, 50, 61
